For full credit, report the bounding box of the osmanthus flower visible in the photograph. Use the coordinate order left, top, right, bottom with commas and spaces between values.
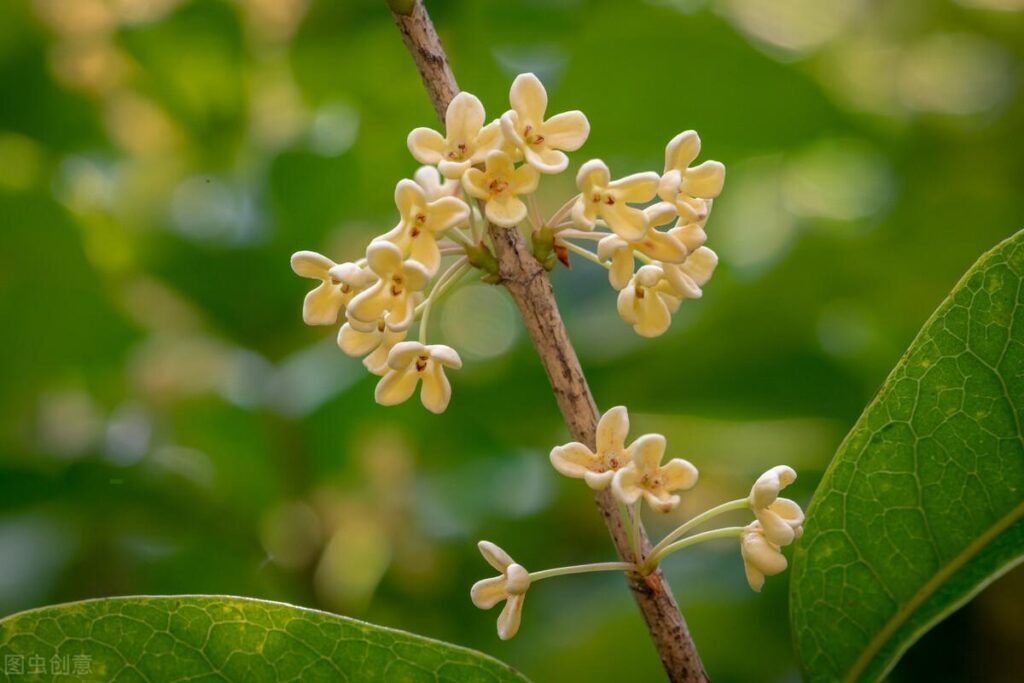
375, 179, 470, 275
346, 242, 430, 333
739, 521, 788, 592
616, 265, 683, 338
374, 341, 462, 413
668, 198, 712, 253
749, 465, 805, 546
597, 202, 688, 290
549, 405, 633, 490
290, 251, 374, 325
462, 150, 539, 227
658, 130, 726, 221
470, 541, 531, 641
337, 321, 407, 376
611, 433, 699, 513
660, 246, 719, 301
407, 92, 502, 179
572, 160, 660, 241
500, 72, 590, 174
413, 165, 459, 201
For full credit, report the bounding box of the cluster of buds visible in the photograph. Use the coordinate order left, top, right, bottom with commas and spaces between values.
471, 406, 804, 639
291, 73, 725, 412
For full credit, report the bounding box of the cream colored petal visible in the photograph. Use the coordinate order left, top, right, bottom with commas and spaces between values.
600, 201, 648, 242
571, 198, 597, 230
385, 293, 416, 332
291, 250, 333, 279
609, 248, 634, 290
750, 465, 797, 508
395, 178, 426, 218
512, 163, 541, 194
596, 406, 630, 455
424, 196, 470, 233
637, 229, 687, 264
770, 498, 805, 527
610, 172, 660, 203
661, 458, 699, 492
365, 240, 403, 277
541, 110, 589, 151
744, 563, 766, 592
402, 260, 431, 292
499, 111, 525, 147
428, 344, 462, 369
657, 169, 682, 203
682, 160, 725, 199
643, 201, 678, 228
445, 91, 485, 143
550, 442, 599, 479
438, 158, 473, 180
303, 282, 344, 325
633, 288, 672, 337
407, 127, 446, 165
363, 343, 391, 376
409, 232, 440, 275
413, 165, 449, 200
596, 234, 626, 262
660, 289, 682, 315
757, 508, 797, 547
337, 322, 381, 357
497, 594, 525, 640
611, 465, 643, 506
478, 540, 514, 573
664, 130, 700, 173
486, 194, 527, 228
473, 119, 504, 161
616, 287, 638, 325
583, 470, 615, 490
387, 340, 426, 370
373, 365, 419, 406
509, 73, 547, 125
523, 145, 568, 174
742, 528, 788, 576
575, 159, 610, 192
345, 310, 380, 333
676, 195, 709, 222
669, 223, 707, 252
331, 262, 375, 290
644, 489, 681, 514
485, 150, 516, 179
461, 167, 489, 200
375, 224, 411, 253
470, 575, 507, 610
419, 362, 451, 413
627, 433, 666, 474
661, 264, 702, 300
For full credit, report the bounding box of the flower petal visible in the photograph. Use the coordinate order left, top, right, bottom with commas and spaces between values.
610, 172, 660, 203
470, 576, 507, 610
601, 201, 648, 242
661, 458, 699, 492
628, 433, 666, 474
497, 594, 525, 640
419, 362, 452, 413
541, 110, 589, 151
609, 248, 634, 290
576, 159, 610, 192
462, 168, 489, 200
571, 197, 596, 230
402, 260, 431, 292
644, 489, 680, 514
616, 287, 638, 325
413, 165, 451, 200
473, 119, 504, 161
424, 196, 470, 233
509, 73, 547, 125
445, 91, 486, 144
337, 322, 381, 357
611, 465, 643, 506
407, 127, 446, 165
633, 288, 672, 337
669, 223, 707, 253
303, 282, 344, 325
596, 406, 630, 455
637, 229, 687, 264
365, 240, 403, 277
438, 158, 473, 180
485, 150, 516, 179
429, 344, 463, 369
643, 201, 678, 229
512, 163, 541, 194
550, 442, 599, 479
409, 232, 441, 275
664, 130, 701, 173
478, 540, 514, 573
682, 160, 725, 199
583, 470, 615, 490
524, 146, 568, 174
387, 340, 427, 369
291, 250, 333, 279
751, 465, 797, 508
373, 365, 419, 406
395, 178, 426, 218
486, 194, 527, 228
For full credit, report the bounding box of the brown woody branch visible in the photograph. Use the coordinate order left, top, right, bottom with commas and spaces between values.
388, 3, 708, 681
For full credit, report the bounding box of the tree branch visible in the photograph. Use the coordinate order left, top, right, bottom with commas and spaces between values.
388, 3, 709, 681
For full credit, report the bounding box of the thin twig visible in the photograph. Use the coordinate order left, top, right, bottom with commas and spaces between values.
387, 3, 709, 681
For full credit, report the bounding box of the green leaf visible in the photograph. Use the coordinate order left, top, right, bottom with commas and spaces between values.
0, 595, 529, 682
790, 231, 1024, 682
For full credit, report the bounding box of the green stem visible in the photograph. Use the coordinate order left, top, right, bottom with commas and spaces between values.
646, 498, 750, 567
417, 257, 470, 343
561, 240, 609, 269
529, 561, 635, 583
645, 526, 745, 571
546, 193, 580, 228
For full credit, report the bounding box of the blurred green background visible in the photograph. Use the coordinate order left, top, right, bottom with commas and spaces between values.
1, 0, 1022, 681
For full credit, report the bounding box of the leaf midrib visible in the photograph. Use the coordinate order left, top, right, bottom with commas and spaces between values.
843, 499, 1024, 683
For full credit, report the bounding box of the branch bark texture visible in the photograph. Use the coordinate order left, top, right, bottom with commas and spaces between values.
388, 3, 708, 681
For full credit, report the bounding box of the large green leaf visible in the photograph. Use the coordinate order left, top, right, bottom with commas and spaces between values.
0, 596, 528, 682
791, 231, 1024, 682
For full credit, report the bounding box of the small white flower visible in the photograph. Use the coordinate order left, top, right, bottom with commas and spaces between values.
470, 541, 531, 640
660, 246, 719, 300
616, 265, 682, 338
658, 130, 725, 221
572, 159, 660, 241
500, 73, 590, 174
407, 92, 503, 179
374, 341, 462, 413
346, 242, 430, 332
413, 165, 460, 201
749, 466, 805, 546
740, 521, 788, 593
597, 203, 688, 290
549, 405, 633, 490
337, 321, 407, 376
462, 150, 539, 227
375, 179, 470, 275
290, 251, 374, 326
611, 433, 698, 513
